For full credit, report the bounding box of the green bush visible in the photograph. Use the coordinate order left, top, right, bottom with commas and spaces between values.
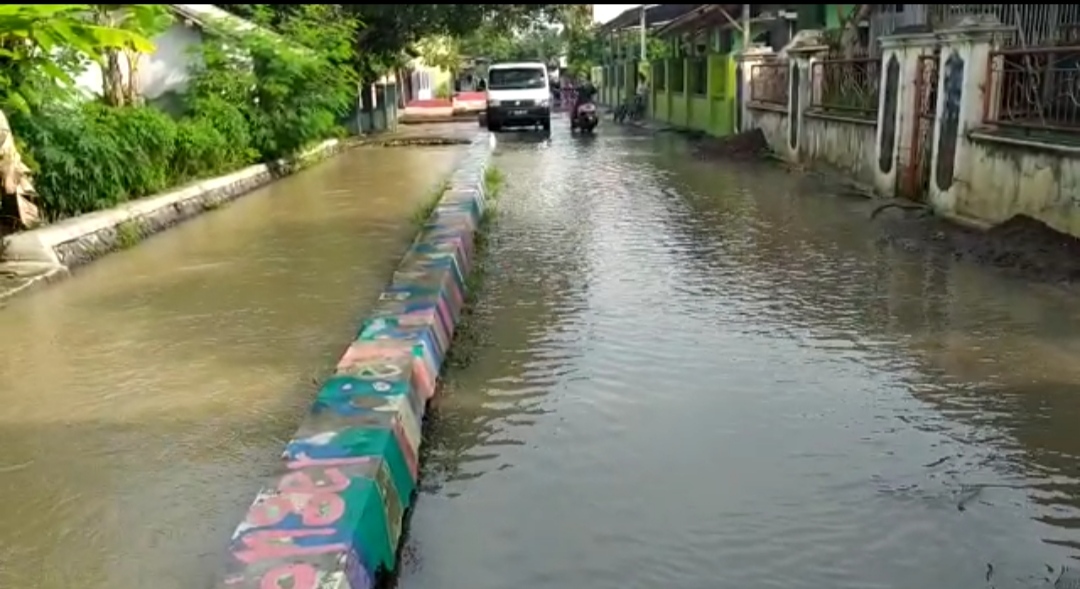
435, 80, 452, 100
11, 100, 255, 220
8, 5, 359, 222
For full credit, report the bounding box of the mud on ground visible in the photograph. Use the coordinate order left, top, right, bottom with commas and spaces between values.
690, 129, 1080, 284
873, 210, 1080, 284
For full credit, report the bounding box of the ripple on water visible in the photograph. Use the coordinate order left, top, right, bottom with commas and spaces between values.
402, 124, 1080, 589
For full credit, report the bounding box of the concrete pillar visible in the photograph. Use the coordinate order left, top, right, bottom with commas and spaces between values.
876, 32, 937, 200
927, 21, 1012, 218
785, 44, 828, 163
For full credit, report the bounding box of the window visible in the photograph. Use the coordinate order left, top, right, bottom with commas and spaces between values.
654, 60, 667, 90
690, 58, 708, 95
488, 68, 547, 90
719, 29, 734, 54
796, 5, 827, 30
671, 58, 685, 93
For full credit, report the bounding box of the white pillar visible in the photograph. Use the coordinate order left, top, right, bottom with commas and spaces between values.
876, 32, 937, 200
927, 23, 1011, 216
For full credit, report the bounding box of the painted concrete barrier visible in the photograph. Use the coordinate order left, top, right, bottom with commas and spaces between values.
215, 137, 492, 589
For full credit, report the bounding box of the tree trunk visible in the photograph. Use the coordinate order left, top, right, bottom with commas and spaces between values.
835, 4, 873, 58
0, 109, 41, 229
102, 49, 126, 106
124, 49, 145, 107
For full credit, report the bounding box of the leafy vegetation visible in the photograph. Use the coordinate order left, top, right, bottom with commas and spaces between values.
1, 3, 563, 223
1, 4, 359, 221
413, 5, 598, 79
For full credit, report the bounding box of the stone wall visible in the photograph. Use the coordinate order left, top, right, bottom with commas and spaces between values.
944, 134, 1080, 234
749, 24, 1080, 237
213, 138, 493, 588
800, 113, 879, 187
746, 105, 791, 160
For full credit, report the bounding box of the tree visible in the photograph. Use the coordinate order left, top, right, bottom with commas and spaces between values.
0, 4, 157, 227
0, 4, 156, 112
217, 4, 564, 79
91, 5, 172, 106
833, 4, 874, 58
559, 5, 599, 77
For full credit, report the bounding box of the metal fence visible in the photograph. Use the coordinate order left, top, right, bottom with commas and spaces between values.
810, 57, 880, 119
749, 62, 789, 108
984, 45, 1080, 133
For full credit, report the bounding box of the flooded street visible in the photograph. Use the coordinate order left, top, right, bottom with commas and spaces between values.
0, 144, 465, 589
402, 122, 1080, 589
2, 119, 1080, 589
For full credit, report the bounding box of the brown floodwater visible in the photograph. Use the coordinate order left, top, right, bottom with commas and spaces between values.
0, 142, 465, 589
401, 121, 1080, 589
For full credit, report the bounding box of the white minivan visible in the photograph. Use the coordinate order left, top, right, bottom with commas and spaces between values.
484, 61, 551, 132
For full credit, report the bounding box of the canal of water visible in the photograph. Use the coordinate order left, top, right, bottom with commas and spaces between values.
0, 143, 466, 589
401, 124, 1080, 589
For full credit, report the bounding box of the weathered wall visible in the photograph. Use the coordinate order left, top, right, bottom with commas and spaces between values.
801, 113, 879, 186
746, 105, 792, 161
947, 134, 1080, 234
213, 139, 493, 589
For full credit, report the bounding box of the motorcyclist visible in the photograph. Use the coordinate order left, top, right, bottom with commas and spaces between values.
634, 72, 648, 116
572, 75, 597, 122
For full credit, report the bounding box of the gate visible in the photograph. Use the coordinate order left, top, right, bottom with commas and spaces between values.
903, 52, 940, 201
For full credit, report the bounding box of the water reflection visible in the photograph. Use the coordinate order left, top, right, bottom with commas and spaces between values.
402, 124, 1080, 589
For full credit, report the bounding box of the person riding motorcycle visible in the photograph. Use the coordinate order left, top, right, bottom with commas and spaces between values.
572, 76, 597, 122
634, 72, 648, 116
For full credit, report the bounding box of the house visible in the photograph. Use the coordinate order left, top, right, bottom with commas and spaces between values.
594, 5, 701, 108
72, 5, 398, 132
73, 5, 254, 107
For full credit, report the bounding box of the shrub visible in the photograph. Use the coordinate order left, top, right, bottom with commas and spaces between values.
435, 80, 452, 100
8, 5, 360, 221
12, 100, 254, 220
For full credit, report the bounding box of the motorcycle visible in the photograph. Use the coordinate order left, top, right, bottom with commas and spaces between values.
571, 101, 598, 134
613, 96, 646, 124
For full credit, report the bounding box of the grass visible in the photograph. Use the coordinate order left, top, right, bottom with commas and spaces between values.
483, 165, 505, 204
115, 220, 142, 250
442, 162, 505, 370
411, 178, 451, 227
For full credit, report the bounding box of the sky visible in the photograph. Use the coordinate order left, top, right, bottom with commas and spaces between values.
592, 5, 642, 24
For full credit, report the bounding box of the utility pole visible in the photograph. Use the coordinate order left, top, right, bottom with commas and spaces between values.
742, 3, 751, 49
639, 4, 647, 62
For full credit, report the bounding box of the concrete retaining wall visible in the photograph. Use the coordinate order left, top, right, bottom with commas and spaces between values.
214, 138, 492, 589
2, 139, 342, 269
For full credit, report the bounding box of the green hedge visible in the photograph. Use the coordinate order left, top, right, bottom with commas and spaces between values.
10, 8, 357, 222
12, 98, 260, 219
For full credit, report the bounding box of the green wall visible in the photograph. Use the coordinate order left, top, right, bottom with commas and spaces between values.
645, 53, 736, 137
597, 4, 841, 137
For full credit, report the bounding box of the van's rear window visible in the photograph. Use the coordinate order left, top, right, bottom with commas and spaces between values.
488, 68, 546, 90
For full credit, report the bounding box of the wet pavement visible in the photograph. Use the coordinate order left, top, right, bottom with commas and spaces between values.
401, 119, 1080, 589
0, 142, 466, 589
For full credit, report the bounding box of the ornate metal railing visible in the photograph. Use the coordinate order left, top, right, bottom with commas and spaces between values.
749, 62, 789, 108
984, 46, 1080, 133
810, 57, 881, 119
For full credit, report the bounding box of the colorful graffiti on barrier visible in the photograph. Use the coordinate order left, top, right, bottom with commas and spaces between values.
217, 144, 491, 589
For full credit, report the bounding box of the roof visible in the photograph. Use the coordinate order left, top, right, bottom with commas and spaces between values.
597, 5, 703, 34
167, 4, 257, 32
654, 4, 797, 37
167, 4, 301, 52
